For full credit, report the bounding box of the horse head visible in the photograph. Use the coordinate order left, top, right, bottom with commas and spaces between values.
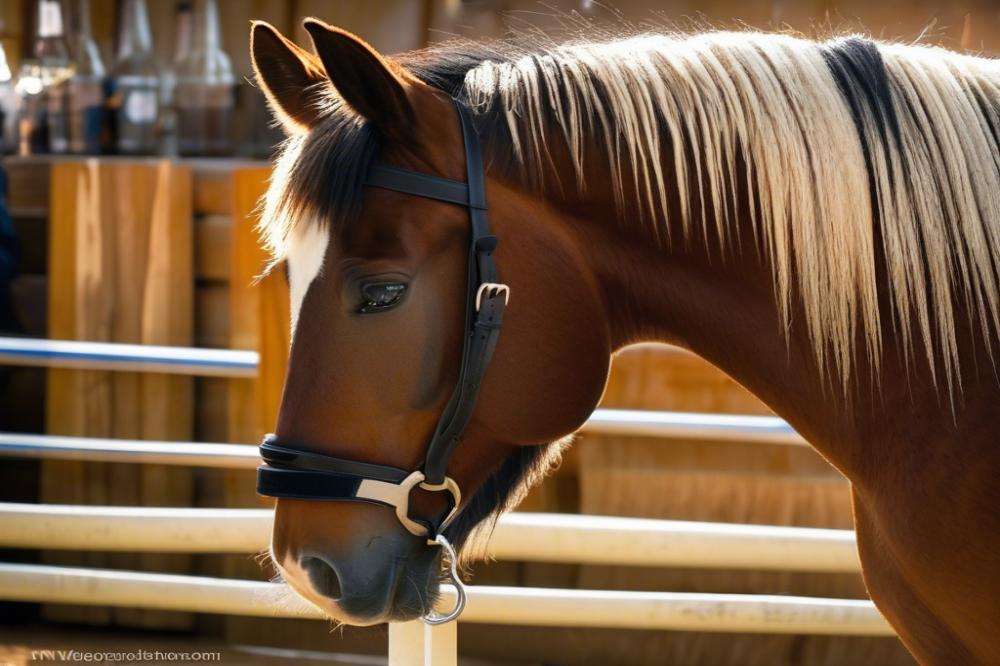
251, 19, 612, 624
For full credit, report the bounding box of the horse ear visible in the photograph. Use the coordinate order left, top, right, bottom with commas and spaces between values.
302, 19, 415, 135
250, 21, 329, 134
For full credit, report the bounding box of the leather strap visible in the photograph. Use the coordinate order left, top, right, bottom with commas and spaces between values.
257, 467, 367, 503
260, 437, 410, 483
257, 437, 408, 505
367, 165, 474, 208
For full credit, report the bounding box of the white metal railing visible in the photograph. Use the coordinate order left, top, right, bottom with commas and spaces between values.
584, 408, 805, 445
0, 563, 892, 636
0, 336, 258, 377
0, 504, 861, 573
490, 513, 858, 572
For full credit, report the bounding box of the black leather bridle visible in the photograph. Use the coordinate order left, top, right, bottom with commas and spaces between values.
256, 100, 508, 623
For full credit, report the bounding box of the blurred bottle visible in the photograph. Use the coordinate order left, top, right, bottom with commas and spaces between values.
0, 31, 16, 153
66, 0, 106, 154
234, 80, 283, 159
37, 0, 73, 154
14, 71, 47, 155
110, 0, 159, 155
174, 0, 234, 156
159, 0, 195, 155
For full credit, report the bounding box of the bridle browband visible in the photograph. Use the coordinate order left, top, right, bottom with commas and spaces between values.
256, 100, 508, 624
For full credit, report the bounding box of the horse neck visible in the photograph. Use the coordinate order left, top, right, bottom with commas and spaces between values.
549, 139, 1000, 488
556, 185, 862, 471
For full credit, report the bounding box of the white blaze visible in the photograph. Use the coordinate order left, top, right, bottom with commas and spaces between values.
285, 222, 330, 332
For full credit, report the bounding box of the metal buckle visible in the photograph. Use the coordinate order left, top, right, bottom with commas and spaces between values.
419, 476, 462, 533
356, 471, 462, 537
422, 534, 467, 625
475, 282, 510, 312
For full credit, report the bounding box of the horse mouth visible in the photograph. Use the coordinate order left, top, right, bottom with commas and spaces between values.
336, 563, 443, 624
273, 547, 443, 626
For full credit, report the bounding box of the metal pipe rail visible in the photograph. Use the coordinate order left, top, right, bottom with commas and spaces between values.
0, 433, 259, 468
492, 513, 859, 572
0, 410, 804, 468
0, 563, 893, 636
583, 408, 805, 446
0, 337, 806, 444
0, 338, 690, 377
0, 504, 860, 573
0, 337, 258, 377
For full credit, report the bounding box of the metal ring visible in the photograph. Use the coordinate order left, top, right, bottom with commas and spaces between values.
421, 534, 467, 625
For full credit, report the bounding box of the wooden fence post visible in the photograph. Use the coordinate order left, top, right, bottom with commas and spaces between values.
388, 621, 458, 666
44, 159, 194, 628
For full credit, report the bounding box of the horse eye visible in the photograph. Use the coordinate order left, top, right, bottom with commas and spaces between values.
358, 282, 407, 313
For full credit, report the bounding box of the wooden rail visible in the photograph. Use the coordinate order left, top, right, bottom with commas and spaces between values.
0, 503, 859, 572
0, 563, 892, 636
0, 504, 860, 573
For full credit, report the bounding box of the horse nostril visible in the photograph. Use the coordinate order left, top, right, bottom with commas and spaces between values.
299, 556, 343, 601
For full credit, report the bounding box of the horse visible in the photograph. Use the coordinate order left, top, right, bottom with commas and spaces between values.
249, 17, 1000, 664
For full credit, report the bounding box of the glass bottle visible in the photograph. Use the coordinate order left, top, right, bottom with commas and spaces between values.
174, 0, 234, 156
110, 0, 159, 155
37, 0, 73, 154
0, 32, 16, 153
66, 0, 106, 154
160, 0, 195, 155
14, 68, 47, 155
235, 79, 283, 158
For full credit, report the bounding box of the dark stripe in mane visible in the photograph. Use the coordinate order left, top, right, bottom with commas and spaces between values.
821, 37, 902, 222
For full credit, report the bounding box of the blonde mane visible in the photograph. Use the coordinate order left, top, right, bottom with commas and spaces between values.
461, 32, 1000, 391
261, 30, 1000, 393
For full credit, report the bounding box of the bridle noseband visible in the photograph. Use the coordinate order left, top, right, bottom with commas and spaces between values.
256, 100, 509, 624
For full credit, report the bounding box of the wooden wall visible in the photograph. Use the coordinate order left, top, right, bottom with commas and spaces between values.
42, 160, 194, 629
